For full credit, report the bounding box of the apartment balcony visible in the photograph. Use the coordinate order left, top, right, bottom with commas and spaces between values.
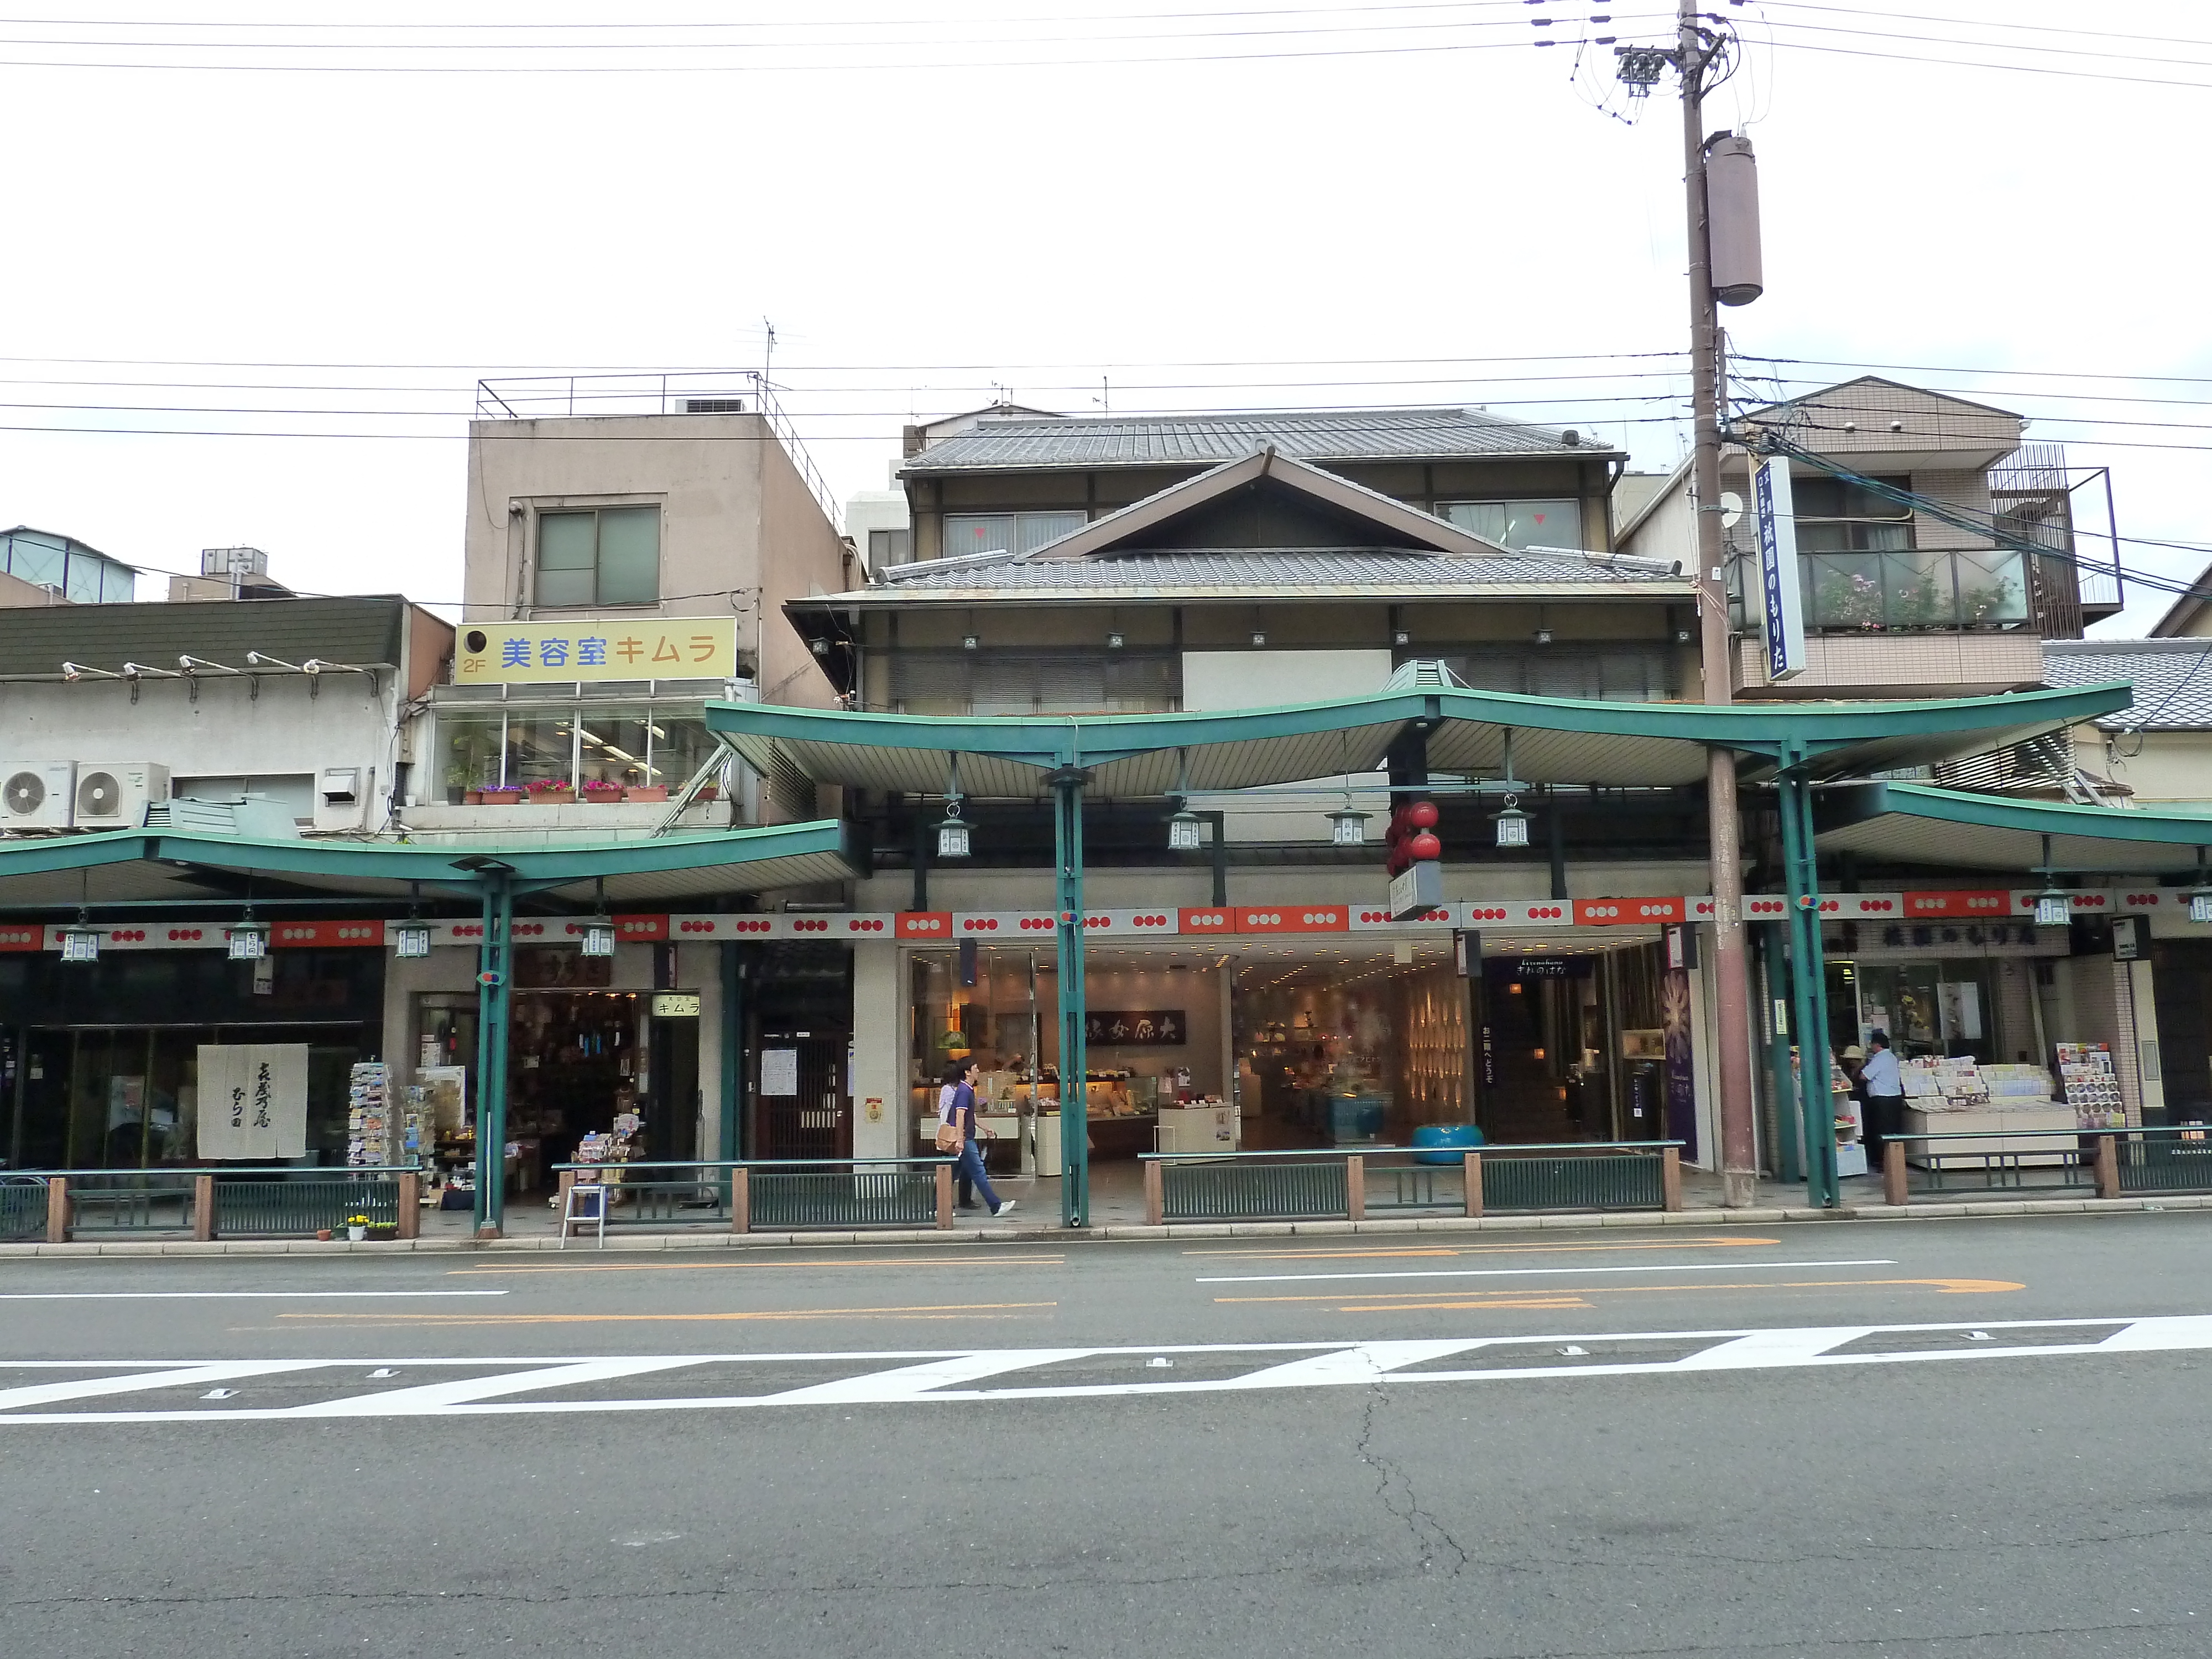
1736, 630, 2044, 698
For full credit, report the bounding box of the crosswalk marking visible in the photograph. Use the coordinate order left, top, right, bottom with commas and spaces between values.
1, 1316, 2204, 1424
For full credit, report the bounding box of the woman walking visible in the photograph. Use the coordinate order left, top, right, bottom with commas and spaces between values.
938, 1060, 1016, 1220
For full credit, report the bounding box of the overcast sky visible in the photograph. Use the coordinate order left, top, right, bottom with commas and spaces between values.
2, 1, 2206, 630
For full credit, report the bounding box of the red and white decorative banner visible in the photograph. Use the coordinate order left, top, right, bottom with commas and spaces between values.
953, 911, 1058, 936
1575, 897, 1684, 926
1460, 900, 1574, 928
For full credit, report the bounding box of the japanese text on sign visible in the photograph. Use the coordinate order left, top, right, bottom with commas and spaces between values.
454, 617, 739, 684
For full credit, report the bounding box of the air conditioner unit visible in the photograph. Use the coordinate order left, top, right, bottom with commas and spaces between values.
74, 761, 170, 828
680, 396, 747, 415
0, 761, 76, 828
314, 764, 373, 832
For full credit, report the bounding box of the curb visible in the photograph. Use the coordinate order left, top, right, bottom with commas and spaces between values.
3, 1193, 2208, 1255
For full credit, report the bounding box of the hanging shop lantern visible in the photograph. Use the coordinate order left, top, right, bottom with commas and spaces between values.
937, 801, 971, 860
393, 922, 432, 959
1167, 808, 1203, 853
1493, 795, 1531, 849
58, 921, 99, 963
1328, 807, 1369, 847
581, 919, 618, 957
2191, 891, 2212, 926
227, 917, 269, 961
2033, 887, 2071, 929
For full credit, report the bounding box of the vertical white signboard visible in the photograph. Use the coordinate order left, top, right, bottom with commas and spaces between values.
1755, 456, 1807, 681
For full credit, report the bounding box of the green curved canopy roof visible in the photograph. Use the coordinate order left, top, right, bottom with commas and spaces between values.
1819, 782, 2212, 875
0, 820, 858, 909
708, 683, 2130, 800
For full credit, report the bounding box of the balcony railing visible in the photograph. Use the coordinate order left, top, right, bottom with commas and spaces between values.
1799, 547, 2030, 632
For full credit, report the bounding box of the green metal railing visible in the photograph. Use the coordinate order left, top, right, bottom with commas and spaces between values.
1160, 1156, 1350, 1221
1141, 1142, 1683, 1222
1479, 1144, 1676, 1213
214, 1175, 404, 1238
0, 1178, 47, 1241
37, 1169, 200, 1234
555, 1158, 956, 1232
5, 1166, 419, 1240
1888, 1126, 2212, 1201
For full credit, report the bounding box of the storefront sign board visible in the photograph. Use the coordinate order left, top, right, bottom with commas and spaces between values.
1754, 455, 1806, 681
1085, 1009, 1188, 1046
452, 617, 738, 685
196, 1042, 309, 1160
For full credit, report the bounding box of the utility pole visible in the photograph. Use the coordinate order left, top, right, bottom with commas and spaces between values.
1671, 0, 1759, 1208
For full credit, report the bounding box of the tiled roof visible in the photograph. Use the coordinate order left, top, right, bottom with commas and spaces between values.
900, 407, 1620, 473
872, 547, 1671, 593
2044, 639, 2212, 729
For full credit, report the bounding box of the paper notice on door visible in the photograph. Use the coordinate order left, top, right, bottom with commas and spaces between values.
760, 1047, 799, 1097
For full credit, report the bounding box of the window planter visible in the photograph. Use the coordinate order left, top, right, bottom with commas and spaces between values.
581, 785, 625, 805
526, 785, 575, 806
479, 787, 524, 807
623, 785, 670, 804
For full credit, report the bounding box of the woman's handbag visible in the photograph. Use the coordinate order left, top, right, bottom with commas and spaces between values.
934, 1118, 964, 1154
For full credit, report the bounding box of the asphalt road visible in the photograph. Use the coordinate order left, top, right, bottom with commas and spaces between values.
6, 1213, 2211, 1657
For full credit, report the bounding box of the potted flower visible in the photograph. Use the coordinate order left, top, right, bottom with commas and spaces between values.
343, 1212, 371, 1243
525, 777, 575, 806
581, 780, 625, 806
366, 1221, 399, 1241
623, 782, 669, 804
479, 781, 523, 806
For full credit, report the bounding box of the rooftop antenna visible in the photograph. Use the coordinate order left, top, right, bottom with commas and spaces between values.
761, 317, 776, 390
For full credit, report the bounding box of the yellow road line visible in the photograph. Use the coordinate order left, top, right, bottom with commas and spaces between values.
446, 1257, 1066, 1277
276, 1301, 1058, 1325
1186, 1237, 1780, 1261
1218, 1276, 2023, 1308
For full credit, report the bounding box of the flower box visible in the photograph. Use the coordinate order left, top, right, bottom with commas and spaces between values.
525, 783, 575, 806
581, 784, 625, 805
479, 787, 523, 806
623, 785, 670, 804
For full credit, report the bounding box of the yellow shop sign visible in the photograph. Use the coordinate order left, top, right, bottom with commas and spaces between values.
454, 617, 738, 684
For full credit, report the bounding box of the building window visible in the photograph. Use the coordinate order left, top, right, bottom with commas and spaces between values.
1791, 476, 1913, 554
535, 506, 660, 607
868, 528, 911, 567
436, 703, 725, 801
888, 651, 1179, 716
1437, 499, 1583, 552
942, 511, 1087, 558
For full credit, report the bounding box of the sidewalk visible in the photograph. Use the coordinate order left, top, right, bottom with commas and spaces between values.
6, 1162, 2208, 1254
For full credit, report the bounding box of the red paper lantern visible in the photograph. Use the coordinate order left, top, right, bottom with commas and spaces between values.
1407, 830, 1442, 862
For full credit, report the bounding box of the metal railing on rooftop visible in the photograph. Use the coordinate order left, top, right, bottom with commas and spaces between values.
472, 371, 842, 531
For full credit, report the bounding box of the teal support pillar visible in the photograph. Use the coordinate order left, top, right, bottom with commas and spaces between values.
471, 884, 495, 1237
1757, 923, 1801, 1185
474, 875, 515, 1236
719, 939, 746, 1193
1775, 762, 1838, 1208
1048, 762, 1091, 1229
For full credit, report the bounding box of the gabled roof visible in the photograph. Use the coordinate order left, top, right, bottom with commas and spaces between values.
2150, 565, 2212, 638
1020, 446, 1519, 562
2044, 638, 2212, 729
899, 405, 1623, 474
1739, 374, 2025, 428
867, 547, 1675, 599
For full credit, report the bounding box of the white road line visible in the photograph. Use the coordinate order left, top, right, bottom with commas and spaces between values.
1196, 1259, 1897, 1284
0, 1291, 510, 1301
759, 1349, 1099, 1405
0, 1361, 328, 1411
0, 1316, 2200, 1423
285, 1358, 703, 1417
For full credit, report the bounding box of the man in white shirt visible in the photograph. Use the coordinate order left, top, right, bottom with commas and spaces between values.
1860, 1030, 1905, 1170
